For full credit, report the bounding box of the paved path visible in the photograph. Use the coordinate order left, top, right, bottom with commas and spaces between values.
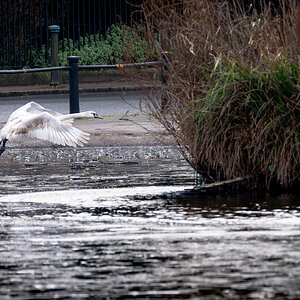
74, 116, 175, 147
0, 91, 148, 122
0, 90, 175, 148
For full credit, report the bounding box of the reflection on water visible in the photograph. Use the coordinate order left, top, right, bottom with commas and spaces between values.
0, 146, 299, 299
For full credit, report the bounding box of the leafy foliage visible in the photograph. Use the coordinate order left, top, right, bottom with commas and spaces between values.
31, 24, 157, 67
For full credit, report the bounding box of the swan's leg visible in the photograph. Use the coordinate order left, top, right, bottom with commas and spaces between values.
0, 139, 7, 156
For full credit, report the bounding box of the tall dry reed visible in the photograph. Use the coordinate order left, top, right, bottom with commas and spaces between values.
128, 0, 300, 189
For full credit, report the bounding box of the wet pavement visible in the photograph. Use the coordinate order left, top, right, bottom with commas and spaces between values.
0, 91, 174, 148
0, 146, 299, 299
0, 91, 148, 121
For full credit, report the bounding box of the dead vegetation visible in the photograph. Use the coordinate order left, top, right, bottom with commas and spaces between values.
127, 0, 300, 190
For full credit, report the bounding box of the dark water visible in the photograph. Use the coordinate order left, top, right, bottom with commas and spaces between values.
0, 146, 299, 299
0, 146, 195, 195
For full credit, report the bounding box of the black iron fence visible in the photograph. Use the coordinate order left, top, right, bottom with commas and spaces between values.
0, 0, 142, 69
0, 56, 162, 113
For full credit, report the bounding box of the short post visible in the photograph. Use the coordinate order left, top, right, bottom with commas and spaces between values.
161, 51, 169, 111
49, 25, 60, 86
68, 56, 80, 113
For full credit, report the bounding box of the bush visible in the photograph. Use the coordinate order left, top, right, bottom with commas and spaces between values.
193, 58, 299, 188
31, 24, 158, 67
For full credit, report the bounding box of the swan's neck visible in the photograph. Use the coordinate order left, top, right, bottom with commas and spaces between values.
59, 112, 91, 121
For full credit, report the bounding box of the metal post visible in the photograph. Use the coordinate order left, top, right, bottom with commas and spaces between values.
49, 25, 60, 86
161, 51, 169, 111
68, 56, 80, 113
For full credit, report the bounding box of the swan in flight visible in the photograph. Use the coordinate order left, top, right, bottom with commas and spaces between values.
0, 101, 102, 156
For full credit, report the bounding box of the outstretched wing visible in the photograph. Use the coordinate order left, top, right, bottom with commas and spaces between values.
8, 112, 90, 147
7, 101, 75, 125
7, 101, 62, 121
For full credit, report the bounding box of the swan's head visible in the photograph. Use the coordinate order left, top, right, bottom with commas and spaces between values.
92, 112, 103, 119
85, 111, 103, 119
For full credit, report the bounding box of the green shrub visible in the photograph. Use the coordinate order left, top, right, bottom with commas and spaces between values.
31, 46, 48, 68
30, 24, 157, 67
58, 34, 113, 66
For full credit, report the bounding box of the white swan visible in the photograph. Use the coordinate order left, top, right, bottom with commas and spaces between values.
0, 101, 102, 155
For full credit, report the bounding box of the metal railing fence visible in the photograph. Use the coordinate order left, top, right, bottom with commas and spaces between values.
0, 56, 162, 113
0, 0, 142, 69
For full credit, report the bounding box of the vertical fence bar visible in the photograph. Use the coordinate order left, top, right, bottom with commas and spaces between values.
29, 0, 32, 65
18, 0, 21, 66
98, 0, 101, 40
124, 0, 127, 24
13, 0, 16, 67
34, 0, 37, 51
56, 0, 59, 24
45, 0, 49, 64
51, 0, 53, 24
23, 0, 27, 65
88, 0, 91, 45
108, 0, 111, 33
114, 0, 117, 24
72, 0, 75, 47
104, 0, 107, 39
77, 0, 81, 50
68, 56, 80, 114
138, 0, 140, 24
93, 0, 96, 45
83, 0, 86, 46
129, 0, 133, 25
61, 0, 65, 51
2, 0, 5, 67
7, 1, 10, 66
39, 0, 42, 50
67, 0, 70, 49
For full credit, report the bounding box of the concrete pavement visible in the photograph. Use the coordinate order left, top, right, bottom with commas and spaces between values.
73, 115, 175, 147
0, 91, 149, 121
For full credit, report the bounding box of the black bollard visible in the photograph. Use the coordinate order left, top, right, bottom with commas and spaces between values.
161, 51, 169, 111
68, 56, 80, 113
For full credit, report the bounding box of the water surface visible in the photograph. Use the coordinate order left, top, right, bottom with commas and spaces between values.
0, 146, 299, 299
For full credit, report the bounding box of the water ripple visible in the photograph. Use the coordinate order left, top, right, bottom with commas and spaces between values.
0, 146, 299, 299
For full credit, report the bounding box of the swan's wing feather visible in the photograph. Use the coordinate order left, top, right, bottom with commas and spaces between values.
7, 101, 62, 123
25, 102, 75, 124
25, 102, 62, 117
8, 112, 90, 147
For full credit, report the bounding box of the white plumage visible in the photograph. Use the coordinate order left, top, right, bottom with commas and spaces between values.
0, 101, 102, 155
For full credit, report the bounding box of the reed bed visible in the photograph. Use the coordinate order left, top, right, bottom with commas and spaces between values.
129, 0, 300, 189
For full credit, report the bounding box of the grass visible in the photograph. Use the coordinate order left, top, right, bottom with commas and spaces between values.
193, 58, 299, 188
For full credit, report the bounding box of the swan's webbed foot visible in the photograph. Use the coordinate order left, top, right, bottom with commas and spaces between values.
0, 138, 8, 156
